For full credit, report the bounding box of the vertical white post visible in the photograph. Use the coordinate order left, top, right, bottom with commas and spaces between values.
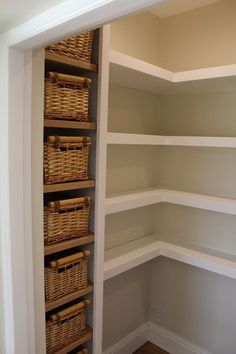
93, 25, 110, 354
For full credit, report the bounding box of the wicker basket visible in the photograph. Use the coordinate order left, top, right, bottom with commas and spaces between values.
44, 136, 91, 184
46, 31, 94, 63
44, 196, 91, 245
45, 72, 91, 121
45, 250, 90, 302
46, 300, 91, 353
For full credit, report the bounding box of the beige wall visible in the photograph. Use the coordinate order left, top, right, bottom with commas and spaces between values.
108, 84, 161, 135
110, 0, 236, 71
110, 12, 164, 67
103, 262, 151, 351
162, 0, 236, 71
150, 257, 236, 354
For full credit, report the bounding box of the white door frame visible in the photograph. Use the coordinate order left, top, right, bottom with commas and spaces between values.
0, 1, 164, 353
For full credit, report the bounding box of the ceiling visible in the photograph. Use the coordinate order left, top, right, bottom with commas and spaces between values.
0, 0, 66, 34
0, 0, 222, 35
150, 0, 221, 18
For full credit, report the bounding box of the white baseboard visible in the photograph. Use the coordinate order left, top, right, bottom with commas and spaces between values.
102, 323, 147, 354
148, 322, 212, 354
103, 322, 212, 354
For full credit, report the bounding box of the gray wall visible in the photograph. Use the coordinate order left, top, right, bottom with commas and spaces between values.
150, 257, 236, 354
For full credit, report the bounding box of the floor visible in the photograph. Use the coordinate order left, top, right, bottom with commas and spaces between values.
133, 341, 170, 354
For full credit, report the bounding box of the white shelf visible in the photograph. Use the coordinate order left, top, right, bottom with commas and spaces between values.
104, 235, 236, 281
106, 188, 236, 216
107, 132, 236, 148
106, 188, 164, 215
110, 50, 236, 94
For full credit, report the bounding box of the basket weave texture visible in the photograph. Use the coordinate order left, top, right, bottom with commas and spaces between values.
46, 300, 90, 353
45, 250, 90, 302
45, 72, 91, 121
46, 31, 94, 63
44, 136, 91, 184
44, 196, 90, 245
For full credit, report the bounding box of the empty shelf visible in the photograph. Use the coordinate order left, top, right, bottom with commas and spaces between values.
106, 188, 236, 216
107, 132, 236, 148
104, 235, 236, 281
110, 50, 236, 94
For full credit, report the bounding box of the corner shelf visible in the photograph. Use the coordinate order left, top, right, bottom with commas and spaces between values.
45, 283, 93, 312
44, 180, 95, 193
44, 234, 94, 256
44, 119, 96, 130
104, 234, 236, 281
45, 51, 97, 72
106, 188, 236, 216
110, 49, 236, 94
107, 132, 236, 148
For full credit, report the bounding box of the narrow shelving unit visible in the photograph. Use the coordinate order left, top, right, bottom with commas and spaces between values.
41, 29, 103, 354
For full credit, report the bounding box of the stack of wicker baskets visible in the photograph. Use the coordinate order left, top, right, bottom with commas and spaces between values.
44, 30, 95, 353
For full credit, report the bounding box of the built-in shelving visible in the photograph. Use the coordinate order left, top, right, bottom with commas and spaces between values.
107, 132, 236, 148
44, 119, 96, 130
104, 234, 236, 281
45, 51, 97, 72
106, 188, 236, 216
44, 234, 94, 256
110, 50, 236, 94
44, 180, 95, 193
45, 283, 93, 312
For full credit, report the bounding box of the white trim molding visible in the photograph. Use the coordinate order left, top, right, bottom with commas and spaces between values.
148, 322, 212, 354
103, 323, 148, 354
103, 322, 212, 354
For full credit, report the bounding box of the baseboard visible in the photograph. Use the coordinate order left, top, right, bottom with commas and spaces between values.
103, 322, 212, 354
102, 323, 148, 354
148, 322, 212, 354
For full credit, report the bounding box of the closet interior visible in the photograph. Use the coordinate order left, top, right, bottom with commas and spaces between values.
32, 1, 236, 353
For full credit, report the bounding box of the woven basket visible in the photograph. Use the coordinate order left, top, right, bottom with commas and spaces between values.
44, 136, 91, 184
45, 72, 91, 121
46, 300, 90, 353
46, 31, 94, 63
45, 250, 90, 302
44, 196, 91, 245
